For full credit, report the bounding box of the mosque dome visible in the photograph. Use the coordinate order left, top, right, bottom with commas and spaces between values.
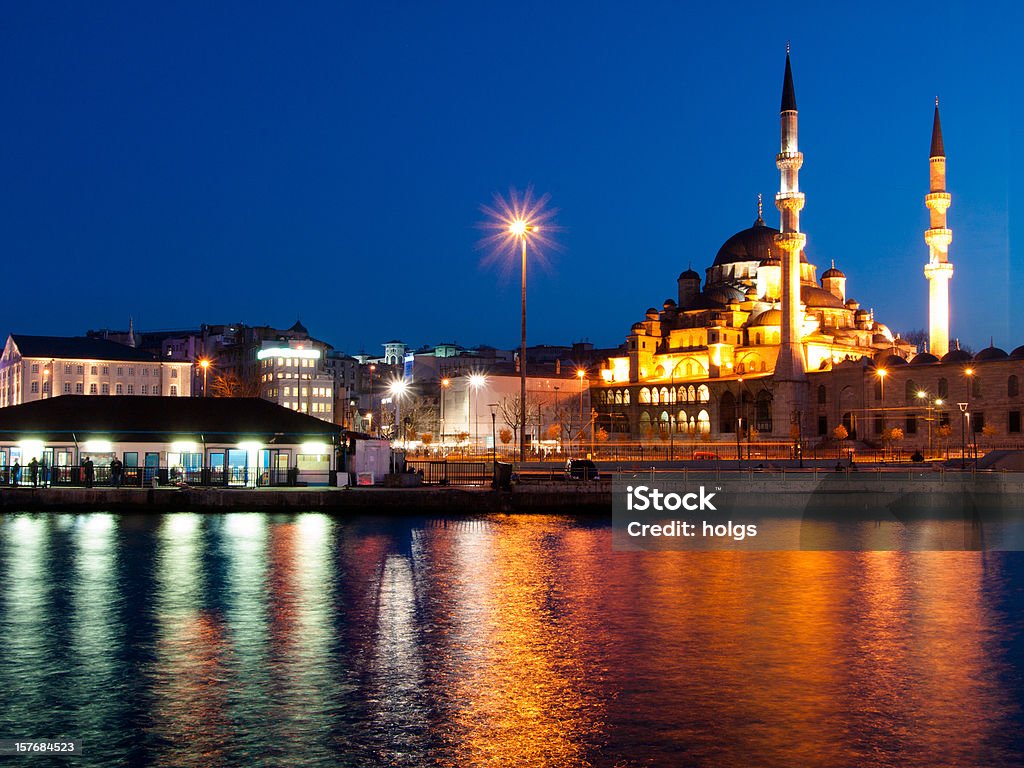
1009, 345, 1024, 360
801, 284, 845, 309
678, 268, 700, 281
713, 217, 807, 266
974, 346, 1009, 361
702, 285, 746, 306
941, 349, 972, 363
822, 265, 845, 279
910, 352, 940, 365
748, 308, 781, 327
874, 352, 908, 366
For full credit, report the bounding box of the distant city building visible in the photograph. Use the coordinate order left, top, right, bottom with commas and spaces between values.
257, 339, 335, 421
0, 334, 192, 408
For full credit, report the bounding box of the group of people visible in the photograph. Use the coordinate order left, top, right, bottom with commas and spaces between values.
5, 456, 126, 488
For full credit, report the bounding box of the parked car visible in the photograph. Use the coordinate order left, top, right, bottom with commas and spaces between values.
692, 451, 720, 460
565, 458, 599, 480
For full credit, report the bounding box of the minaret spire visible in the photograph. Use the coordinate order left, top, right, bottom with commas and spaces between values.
772, 46, 808, 438
924, 98, 953, 357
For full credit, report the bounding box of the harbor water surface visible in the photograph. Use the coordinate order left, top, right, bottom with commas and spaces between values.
1, 512, 1023, 767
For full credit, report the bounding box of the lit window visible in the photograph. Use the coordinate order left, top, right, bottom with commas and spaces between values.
90, 383, 98, 394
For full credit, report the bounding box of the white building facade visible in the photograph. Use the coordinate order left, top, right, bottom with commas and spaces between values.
0, 334, 192, 408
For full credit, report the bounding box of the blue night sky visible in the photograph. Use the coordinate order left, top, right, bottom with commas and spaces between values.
1, 1, 1020, 356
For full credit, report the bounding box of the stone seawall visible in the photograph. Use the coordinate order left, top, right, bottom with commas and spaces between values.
0, 482, 613, 515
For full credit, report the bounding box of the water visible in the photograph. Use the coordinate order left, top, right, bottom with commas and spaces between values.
1, 512, 1023, 767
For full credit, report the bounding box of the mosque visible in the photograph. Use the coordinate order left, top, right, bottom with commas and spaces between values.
594, 51, 1023, 449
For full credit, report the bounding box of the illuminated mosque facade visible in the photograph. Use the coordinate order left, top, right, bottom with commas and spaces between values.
593, 52, 1024, 447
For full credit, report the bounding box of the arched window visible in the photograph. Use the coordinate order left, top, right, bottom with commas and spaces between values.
697, 410, 711, 434
938, 377, 949, 398
688, 385, 697, 402
639, 387, 651, 404
1009, 375, 1019, 398
760, 361, 767, 372
905, 380, 917, 404
615, 390, 622, 405
639, 411, 651, 435
677, 410, 687, 432
720, 391, 736, 433
686, 362, 694, 377
654, 365, 665, 378
660, 411, 670, 432
660, 387, 670, 403
623, 390, 630, 405
669, 387, 677, 404
755, 333, 761, 345
679, 386, 688, 403
697, 384, 710, 403
651, 388, 660, 405
817, 385, 826, 405
756, 390, 773, 432
736, 362, 745, 374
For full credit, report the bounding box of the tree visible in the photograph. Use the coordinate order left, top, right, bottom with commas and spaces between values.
901, 328, 929, 352
420, 433, 434, 447
455, 431, 469, 447
499, 428, 513, 445
937, 423, 953, 459
832, 425, 848, 442
210, 371, 262, 398
595, 427, 609, 444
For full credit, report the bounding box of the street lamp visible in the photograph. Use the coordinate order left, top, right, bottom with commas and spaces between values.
469, 373, 486, 454
958, 401, 969, 469
576, 367, 586, 454
488, 402, 498, 481
440, 377, 450, 453
198, 358, 211, 397
509, 218, 539, 469
965, 368, 975, 462
368, 364, 377, 436
388, 378, 409, 448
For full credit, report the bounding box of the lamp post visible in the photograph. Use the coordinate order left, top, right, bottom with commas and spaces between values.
489, 402, 498, 481
368, 364, 377, 436
958, 401, 968, 469
440, 377, 450, 453
736, 377, 744, 469
876, 368, 887, 436
509, 219, 539, 470
965, 368, 975, 462
469, 374, 486, 455
388, 379, 409, 449
199, 358, 211, 397
576, 368, 586, 455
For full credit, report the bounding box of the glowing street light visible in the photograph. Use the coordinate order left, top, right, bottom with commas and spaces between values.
198, 358, 212, 397
388, 379, 409, 446
576, 368, 586, 453
480, 188, 557, 463
468, 373, 486, 453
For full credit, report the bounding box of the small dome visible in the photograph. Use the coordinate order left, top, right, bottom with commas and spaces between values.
713, 219, 807, 266
631, 321, 645, 332
663, 299, 677, 309
678, 268, 700, 281
974, 346, 1009, 361
941, 349, 972, 363
1009, 345, 1024, 360
822, 266, 845, 279
289, 319, 309, 335
910, 352, 940, 365
748, 308, 781, 327
703, 285, 746, 306
801, 284, 845, 309
874, 352, 908, 366
759, 254, 781, 267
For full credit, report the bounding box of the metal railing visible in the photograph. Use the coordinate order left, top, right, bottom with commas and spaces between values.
0, 465, 332, 488
406, 460, 491, 486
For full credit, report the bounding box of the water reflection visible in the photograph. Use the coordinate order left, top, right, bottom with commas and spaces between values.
0, 513, 1020, 767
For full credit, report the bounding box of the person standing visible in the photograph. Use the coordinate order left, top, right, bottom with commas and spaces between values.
83, 457, 94, 488
110, 457, 123, 488
11, 459, 20, 487
28, 457, 38, 488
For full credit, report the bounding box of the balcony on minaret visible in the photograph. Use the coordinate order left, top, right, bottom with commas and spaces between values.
925, 192, 951, 213
774, 231, 807, 251
924, 227, 952, 253
775, 151, 804, 170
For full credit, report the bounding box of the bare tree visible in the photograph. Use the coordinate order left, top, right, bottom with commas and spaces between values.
210, 371, 262, 398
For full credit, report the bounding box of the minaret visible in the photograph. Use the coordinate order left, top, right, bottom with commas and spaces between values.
773, 47, 807, 382
924, 98, 953, 356
772, 47, 808, 437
